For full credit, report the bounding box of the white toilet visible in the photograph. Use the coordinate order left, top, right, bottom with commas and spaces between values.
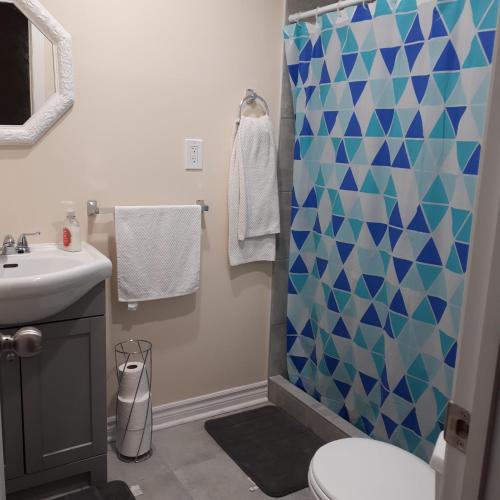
308, 433, 446, 500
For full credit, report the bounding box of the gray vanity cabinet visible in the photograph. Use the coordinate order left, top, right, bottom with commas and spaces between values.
22, 316, 106, 473
0, 283, 108, 498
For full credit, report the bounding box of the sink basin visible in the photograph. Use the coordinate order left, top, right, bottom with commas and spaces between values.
0, 243, 112, 326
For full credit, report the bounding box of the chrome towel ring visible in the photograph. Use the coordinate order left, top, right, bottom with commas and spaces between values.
238, 89, 270, 124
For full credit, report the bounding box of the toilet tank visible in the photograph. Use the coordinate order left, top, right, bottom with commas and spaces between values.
430, 432, 447, 500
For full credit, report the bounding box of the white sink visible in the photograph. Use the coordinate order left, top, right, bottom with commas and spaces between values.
0, 243, 112, 326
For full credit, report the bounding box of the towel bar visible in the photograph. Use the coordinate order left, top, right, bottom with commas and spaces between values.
87, 200, 209, 217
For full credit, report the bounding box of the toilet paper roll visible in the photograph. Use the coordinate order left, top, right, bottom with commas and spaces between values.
116, 391, 152, 431
118, 361, 150, 400
116, 422, 152, 458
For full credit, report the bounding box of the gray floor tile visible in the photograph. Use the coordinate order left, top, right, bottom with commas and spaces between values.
107, 407, 315, 499
107, 444, 170, 484
174, 453, 270, 500
282, 488, 315, 499
131, 471, 193, 500
153, 421, 224, 471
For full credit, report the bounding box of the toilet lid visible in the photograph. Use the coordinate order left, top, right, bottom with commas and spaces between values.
309, 438, 435, 500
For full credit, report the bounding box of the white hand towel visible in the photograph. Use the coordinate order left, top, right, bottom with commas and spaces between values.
228, 116, 280, 266
115, 205, 201, 303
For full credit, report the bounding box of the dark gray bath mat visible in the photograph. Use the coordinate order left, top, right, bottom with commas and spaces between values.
204, 405, 325, 497
64, 481, 134, 500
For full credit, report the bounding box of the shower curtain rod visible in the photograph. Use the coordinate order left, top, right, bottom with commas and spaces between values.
288, 0, 376, 23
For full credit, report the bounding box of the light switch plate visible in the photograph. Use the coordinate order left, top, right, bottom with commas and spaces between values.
185, 138, 203, 170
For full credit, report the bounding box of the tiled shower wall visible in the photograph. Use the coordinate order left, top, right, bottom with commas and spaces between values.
269, 0, 336, 377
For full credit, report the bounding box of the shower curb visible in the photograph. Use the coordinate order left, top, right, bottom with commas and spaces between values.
268, 375, 367, 443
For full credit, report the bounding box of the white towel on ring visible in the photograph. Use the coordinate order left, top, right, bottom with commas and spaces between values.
237, 116, 280, 239
228, 115, 280, 266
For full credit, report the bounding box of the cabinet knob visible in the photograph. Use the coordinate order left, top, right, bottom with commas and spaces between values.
1, 327, 42, 358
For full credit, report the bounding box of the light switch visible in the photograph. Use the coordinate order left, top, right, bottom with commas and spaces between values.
185, 138, 203, 170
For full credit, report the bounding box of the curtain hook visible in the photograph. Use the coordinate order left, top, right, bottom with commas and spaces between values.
315, 7, 319, 26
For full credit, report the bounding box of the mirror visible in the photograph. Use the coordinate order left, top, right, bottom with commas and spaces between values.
0, 0, 73, 146
0, 2, 55, 125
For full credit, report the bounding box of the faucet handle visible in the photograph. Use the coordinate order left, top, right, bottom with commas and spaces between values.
16, 232, 40, 254
3, 235, 15, 246
1, 235, 16, 256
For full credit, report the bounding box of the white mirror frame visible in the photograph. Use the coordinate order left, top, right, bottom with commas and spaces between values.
0, 0, 74, 146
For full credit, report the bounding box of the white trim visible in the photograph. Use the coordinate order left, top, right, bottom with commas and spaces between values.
0, 0, 74, 146
107, 381, 268, 442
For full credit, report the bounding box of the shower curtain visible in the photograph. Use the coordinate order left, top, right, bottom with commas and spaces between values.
284, 0, 499, 460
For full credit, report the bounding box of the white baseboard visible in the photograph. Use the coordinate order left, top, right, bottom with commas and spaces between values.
107, 380, 268, 441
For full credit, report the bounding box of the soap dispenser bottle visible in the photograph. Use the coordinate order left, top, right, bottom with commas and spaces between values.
62, 203, 82, 252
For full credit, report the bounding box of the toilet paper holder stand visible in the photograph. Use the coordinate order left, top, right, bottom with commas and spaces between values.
114, 339, 153, 463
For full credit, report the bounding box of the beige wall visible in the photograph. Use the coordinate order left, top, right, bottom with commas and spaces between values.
0, 0, 285, 413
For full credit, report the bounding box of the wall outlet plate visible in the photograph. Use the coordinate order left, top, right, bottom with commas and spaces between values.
185, 138, 203, 170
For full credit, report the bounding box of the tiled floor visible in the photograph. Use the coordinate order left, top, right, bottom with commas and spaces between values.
107, 414, 315, 500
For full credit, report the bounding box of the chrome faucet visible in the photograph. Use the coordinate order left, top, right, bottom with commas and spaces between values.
15, 232, 41, 254
1, 235, 16, 255
1, 232, 41, 255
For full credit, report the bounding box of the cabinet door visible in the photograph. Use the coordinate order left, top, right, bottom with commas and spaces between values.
21, 317, 106, 473
0, 347, 24, 479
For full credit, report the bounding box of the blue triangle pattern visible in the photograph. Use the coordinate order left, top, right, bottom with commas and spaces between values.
364, 275, 384, 297
333, 318, 351, 339
429, 7, 448, 39
320, 63, 331, 84
345, 114, 363, 136
390, 290, 408, 316
361, 304, 382, 327
411, 75, 429, 104
392, 144, 411, 169
349, 81, 367, 105
408, 206, 430, 232
394, 376, 413, 402
381, 46, 401, 74
407, 111, 424, 137
340, 168, 358, 191
406, 16, 424, 43
334, 270, 351, 292
393, 258, 412, 282
337, 242, 355, 263
284, 0, 497, 462
402, 408, 421, 436
434, 41, 461, 71
324, 111, 338, 133
382, 414, 398, 438
343, 53, 358, 78
352, 4, 372, 23
372, 142, 392, 166
303, 188, 318, 208
479, 31, 496, 63
292, 230, 309, 249
405, 42, 424, 70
